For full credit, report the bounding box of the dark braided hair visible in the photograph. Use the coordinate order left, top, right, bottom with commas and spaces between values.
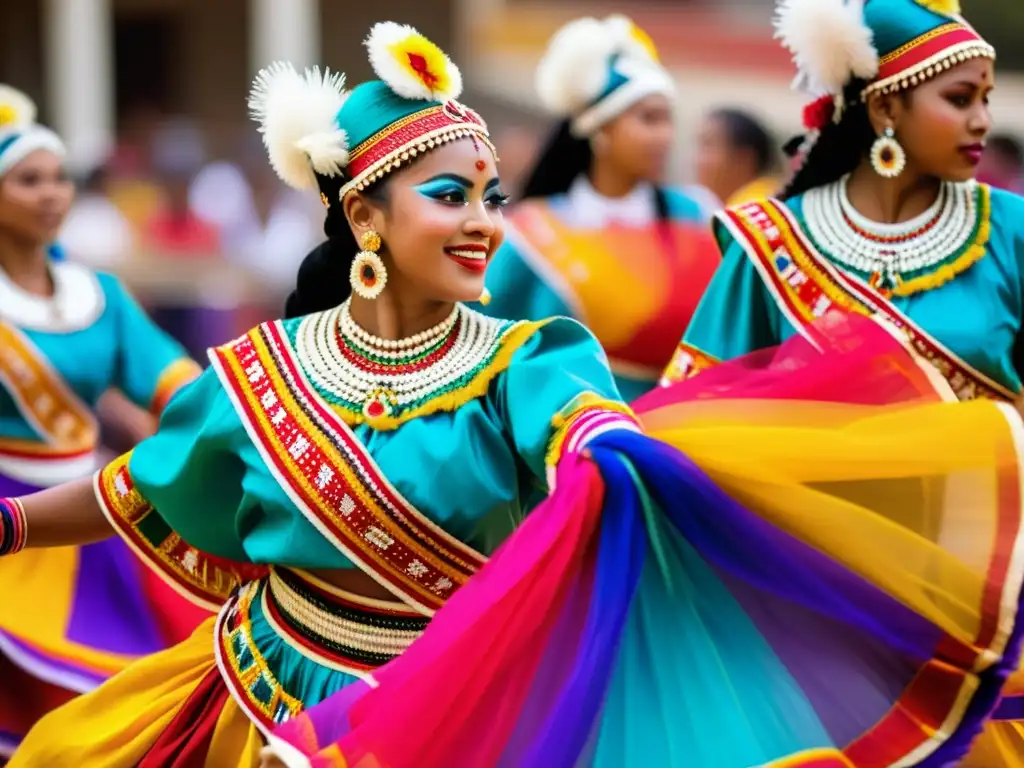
284, 172, 388, 319
781, 78, 878, 199
519, 118, 673, 221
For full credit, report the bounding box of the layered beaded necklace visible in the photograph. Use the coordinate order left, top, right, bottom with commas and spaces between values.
294, 300, 514, 424
802, 174, 983, 294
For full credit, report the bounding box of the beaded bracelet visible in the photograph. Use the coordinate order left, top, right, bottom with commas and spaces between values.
0, 497, 27, 556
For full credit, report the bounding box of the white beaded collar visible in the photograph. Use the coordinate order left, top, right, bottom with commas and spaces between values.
801, 175, 979, 290
562, 175, 657, 229
0, 261, 105, 332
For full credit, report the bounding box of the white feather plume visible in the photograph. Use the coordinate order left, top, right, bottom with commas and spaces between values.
365, 22, 463, 102
774, 0, 878, 95
248, 62, 349, 190
535, 17, 621, 117
0, 85, 38, 130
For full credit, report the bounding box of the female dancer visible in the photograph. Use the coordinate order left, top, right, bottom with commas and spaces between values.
482, 16, 720, 401
0, 87, 205, 755
8, 22, 1024, 768
663, 0, 1024, 402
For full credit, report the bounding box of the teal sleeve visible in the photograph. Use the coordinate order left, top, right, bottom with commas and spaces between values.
474, 235, 575, 322
128, 366, 250, 562
682, 221, 780, 360
496, 318, 627, 483
99, 273, 198, 409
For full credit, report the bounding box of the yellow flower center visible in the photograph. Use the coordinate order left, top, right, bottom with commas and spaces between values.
0, 104, 18, 127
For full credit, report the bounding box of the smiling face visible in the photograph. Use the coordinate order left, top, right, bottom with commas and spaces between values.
345, 138, 507, 304
870, 57, 995, 183
0, 149, 74, 246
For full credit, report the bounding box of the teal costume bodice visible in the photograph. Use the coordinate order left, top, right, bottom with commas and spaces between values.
480, 181, 718, 402
127, 313, 625, 568
682, 185, 1024, 392
0, 261, 197, 441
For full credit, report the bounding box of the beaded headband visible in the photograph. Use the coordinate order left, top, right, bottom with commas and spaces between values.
249, 22, 495, 204
775, 0, 994, 134
862, 19, 994, 99
342, 99, 494, 198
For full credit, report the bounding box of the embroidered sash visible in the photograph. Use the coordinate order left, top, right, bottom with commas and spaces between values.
0, 319, 97, 459
210, 321, 488, 616
718, 199, 1016, 402
95, 451, 266, 611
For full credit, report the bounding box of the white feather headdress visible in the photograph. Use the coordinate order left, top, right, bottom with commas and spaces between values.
248, 63, 349, 190
0, 85, 37, 132
774, 0, 879, 97
364, 22, 463, 103
536, 15, 662, 118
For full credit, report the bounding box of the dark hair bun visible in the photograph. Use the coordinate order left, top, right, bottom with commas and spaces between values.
284, 238, 352, 318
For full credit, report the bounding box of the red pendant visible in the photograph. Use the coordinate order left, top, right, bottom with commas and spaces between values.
366, 399, 385, 418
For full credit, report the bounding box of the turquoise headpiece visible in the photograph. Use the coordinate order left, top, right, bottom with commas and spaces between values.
0, 85, 65, 176
862, 0, 994, 98
776, 0, 994, 125
249, 22, 492, 203
535, 15, 676, 138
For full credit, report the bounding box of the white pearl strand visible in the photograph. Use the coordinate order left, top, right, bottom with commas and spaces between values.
803, 174, 977, 283
297, 304, 508, 411
339, 300, 459, 359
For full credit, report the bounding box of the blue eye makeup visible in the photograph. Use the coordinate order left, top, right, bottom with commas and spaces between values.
413, 174, 508, 207
413, 176, 470, 203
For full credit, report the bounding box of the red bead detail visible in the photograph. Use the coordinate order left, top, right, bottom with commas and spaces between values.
366, 399, 386, 418
475, 159, 486, 171
337, 319, 462, 376
841, 208, 941, 244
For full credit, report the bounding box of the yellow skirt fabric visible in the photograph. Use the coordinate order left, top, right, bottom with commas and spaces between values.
9, 617, 263, 768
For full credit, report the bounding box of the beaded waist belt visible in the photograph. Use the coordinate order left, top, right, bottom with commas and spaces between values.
264, 567, 429, 672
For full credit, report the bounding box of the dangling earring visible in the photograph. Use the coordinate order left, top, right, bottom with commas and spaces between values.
478, 287, 491, 306
350, 230, 387, 300
871, 127, 906, 179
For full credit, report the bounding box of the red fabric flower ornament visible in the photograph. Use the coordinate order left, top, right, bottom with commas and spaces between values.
802, 95, 835, 131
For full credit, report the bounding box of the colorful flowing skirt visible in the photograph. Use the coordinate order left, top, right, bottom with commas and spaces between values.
0, 473, 209, 756
266, 315, 1024, 767
9, 568, 427, 767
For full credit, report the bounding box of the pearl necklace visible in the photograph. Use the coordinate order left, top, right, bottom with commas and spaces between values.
802, 175, 978, 289
339, 301, 459, 358
296, 303, 513, 423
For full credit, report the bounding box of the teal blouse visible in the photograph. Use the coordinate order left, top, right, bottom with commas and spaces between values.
682, 186, 1024, 392
127, 315, 625, 568
0, 262, 197, 442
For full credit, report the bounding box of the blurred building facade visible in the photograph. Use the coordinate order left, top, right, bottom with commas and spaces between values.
0, 0, 458, 172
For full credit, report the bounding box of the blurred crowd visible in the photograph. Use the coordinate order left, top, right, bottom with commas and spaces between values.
58, 106, 1024, 308
58, 109, 324, 296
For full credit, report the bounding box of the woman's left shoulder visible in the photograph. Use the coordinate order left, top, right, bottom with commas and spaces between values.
984, 183, 1024, 224
502, 313, 604, 367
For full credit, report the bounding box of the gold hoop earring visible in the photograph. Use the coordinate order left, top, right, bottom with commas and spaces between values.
350, 230, 387, 300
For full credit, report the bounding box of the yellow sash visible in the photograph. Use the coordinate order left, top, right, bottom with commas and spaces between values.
0, 319, 97, 458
